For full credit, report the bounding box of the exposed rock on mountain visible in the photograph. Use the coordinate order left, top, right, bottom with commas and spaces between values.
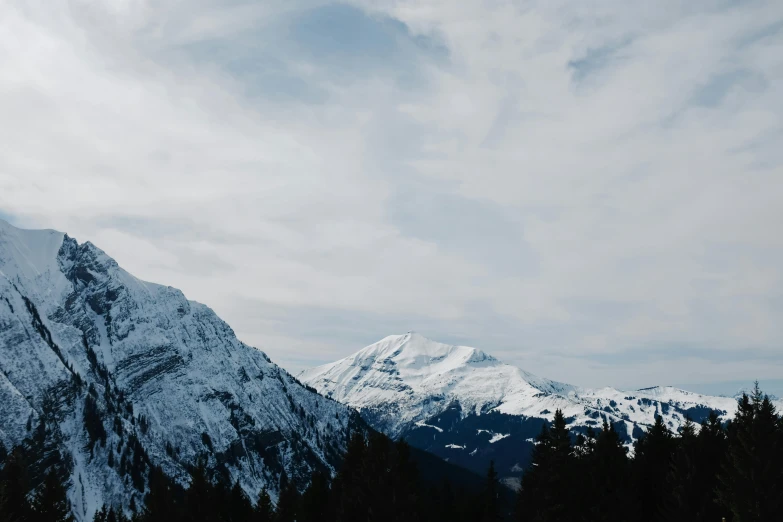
301, 332, 777, 480
0, 220, 362, 520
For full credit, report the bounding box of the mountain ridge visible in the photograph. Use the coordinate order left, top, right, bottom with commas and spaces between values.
301, 331, 780, 480
0, 219, 365, 520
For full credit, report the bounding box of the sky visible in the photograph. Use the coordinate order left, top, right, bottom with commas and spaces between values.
1, 0, 782, 396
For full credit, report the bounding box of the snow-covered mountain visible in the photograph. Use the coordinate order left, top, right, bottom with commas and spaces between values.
300, 332, 777, 481
0, 220, 364, 520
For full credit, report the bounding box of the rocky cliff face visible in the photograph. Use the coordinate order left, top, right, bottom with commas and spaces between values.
301, 332, 779, 483
0, 220, 362, 520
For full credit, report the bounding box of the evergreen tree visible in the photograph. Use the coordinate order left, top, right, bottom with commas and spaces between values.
92, 505, 107, 522
225, 479, 251, 522
182, 461, 216, 522
275, 476, 299, 522
1, 423, 495, 522
142, 465, 180, 522
225, 480, 253, 522
718, 384, 783, 521
299, 471, 330, 522
583, 419, 631, 522
390, 439, 420, 522
93, 506, 129, 522
362, 431, 391, 521
211, 480, 230, 522
32, 469, 74, 522
112, 506, 129, 522
694, 412, 729, 522
0, 448, 32, 522
663, 414, 727, 522
516, 409, 574, 522
481, 461, 500, 522
632, 414, 676, 522
661, 418, 697, 522
255, 486, 275, 522
334, 431, 367, 522
83, 395, 107, 449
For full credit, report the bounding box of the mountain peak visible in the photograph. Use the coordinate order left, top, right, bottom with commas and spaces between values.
0, 219, 69, 301
300, 334, 569, 436
301, 334, 775, 469
1, 221, 363, 519
357, 332, 500, 372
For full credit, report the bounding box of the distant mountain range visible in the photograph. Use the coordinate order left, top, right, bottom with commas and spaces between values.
300, 332, 782, 484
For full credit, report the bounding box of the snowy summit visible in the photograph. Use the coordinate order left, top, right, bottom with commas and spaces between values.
301, 331, 777, 479
0, 220, 363, 520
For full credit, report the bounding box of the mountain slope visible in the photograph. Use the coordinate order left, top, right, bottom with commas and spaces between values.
300, 332, 776, 481
299, 333, 576, 437
0, 220, 363, 520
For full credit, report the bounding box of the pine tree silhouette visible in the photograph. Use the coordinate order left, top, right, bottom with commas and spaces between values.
93, 506, 129, 522
335, 431, 367, 522
227, 480, 253, 522
516, 409, 574, 521
584, 419, 631, 522
182, 460, 216, 522
0, 448, 32, 522
632, 414, 676, 522
142, 465, 180, 522
662, 418, 698, 522
390, 439, 420, 522
275, 474, 299, 522
299, 471, 330, 522
481, 460, 501, 522
32, 469, 74, 522
92, 505, 107, 521
718, 383, 783, 521
255, 486, 275, 522
83, 394, 107, 449
694, 412, 729, 522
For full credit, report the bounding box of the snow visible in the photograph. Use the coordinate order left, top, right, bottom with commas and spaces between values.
301, 332, 781, 444
414, 421, 443, 433
489, 433, 510, 444
0, 220, 362, 521
0, 219, 71, 311
300, 332, 578, 437
477, 429, 509, 443
501, 477, 521, 492
0, 219, 64, 276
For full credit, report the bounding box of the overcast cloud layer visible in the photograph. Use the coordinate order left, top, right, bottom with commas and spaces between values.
2, 0, 782, 393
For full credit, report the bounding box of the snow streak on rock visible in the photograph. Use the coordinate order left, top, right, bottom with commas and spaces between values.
301, 331, 781, 479
0, 220, 362, 521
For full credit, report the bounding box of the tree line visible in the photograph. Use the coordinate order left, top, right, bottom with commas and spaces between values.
2, 384, 781, 521
1, 429, 489, 522
129, 431, 491, 522
515, 383, 783, 522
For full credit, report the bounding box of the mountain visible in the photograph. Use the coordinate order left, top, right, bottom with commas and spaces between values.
300, 332, 779, 483
0, 219, 365, 520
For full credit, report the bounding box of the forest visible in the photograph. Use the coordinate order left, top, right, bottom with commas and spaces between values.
1, 384, 781, 522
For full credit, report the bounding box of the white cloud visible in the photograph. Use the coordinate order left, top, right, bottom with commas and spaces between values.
1, 0, 781, 388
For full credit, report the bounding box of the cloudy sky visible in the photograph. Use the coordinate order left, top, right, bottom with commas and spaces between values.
2, 0, 782, 395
